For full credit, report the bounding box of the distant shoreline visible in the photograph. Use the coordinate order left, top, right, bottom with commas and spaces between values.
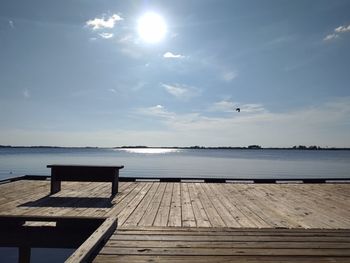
1, 145, 350, 151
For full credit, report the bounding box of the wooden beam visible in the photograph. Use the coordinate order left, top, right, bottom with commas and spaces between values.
66, 217, 117, 263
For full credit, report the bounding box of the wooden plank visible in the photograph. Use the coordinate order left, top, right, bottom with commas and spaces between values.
116, 183, 153, 226
168, 183, 181, 227
268, 184, 350, 228
153, 183, 173, 227
237, 185, 299, 228
118, 226, 350, 233
220, 184, 271, 228
105, 240, 350, 249
180, 183, 196, 227
112, 230, 350, 237
94, 255, 350, 263
106, 182, 149, 220
187, 183, 211, 227
100, 247, 350, 256
123, 182, 160, 227
99, 227, 350, 262
138, 183, 167, 226
206, 183, 257, 227
109, 234, 350, 242
192, 183, 224, 227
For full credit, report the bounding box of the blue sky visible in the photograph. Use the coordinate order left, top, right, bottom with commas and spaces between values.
1, 0, 350, 147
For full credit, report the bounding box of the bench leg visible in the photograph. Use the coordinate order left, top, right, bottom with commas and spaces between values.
111, 174, 119, 196
51, 180, 61, 195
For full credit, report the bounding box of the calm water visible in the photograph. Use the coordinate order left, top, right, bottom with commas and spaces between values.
0, 148, 350, 180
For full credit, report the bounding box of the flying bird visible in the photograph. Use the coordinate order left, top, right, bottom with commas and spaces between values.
235, 108, 240, 112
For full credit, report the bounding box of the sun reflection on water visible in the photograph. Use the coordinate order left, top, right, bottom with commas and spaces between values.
116, 148, 180, 154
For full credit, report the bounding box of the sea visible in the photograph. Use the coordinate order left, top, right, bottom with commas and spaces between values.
0, 147, 349, 262
1, 147, 350, 180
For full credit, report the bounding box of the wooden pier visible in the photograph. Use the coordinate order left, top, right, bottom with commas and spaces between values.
0, 177, 350, 262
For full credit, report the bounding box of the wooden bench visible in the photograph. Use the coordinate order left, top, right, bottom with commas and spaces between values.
47, 165, 124, 196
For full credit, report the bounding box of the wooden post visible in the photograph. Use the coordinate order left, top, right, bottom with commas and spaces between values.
111, 170, 119, 196
18, 246, 31, 263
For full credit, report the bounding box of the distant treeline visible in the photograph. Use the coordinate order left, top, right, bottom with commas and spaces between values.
1, 145, 349, 150
118, 145, 349, 150
0, 145, 99, 149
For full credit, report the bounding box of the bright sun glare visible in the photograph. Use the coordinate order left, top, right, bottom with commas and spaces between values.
137, 12, 167, 43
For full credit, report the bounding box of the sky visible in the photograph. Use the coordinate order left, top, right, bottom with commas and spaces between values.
0, 0, 350, 147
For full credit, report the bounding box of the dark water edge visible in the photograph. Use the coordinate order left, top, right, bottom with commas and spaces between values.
0, 247, 74, 263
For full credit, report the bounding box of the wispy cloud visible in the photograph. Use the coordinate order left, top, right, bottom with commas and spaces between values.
86, 14, 123, 30
108, 88, 117, 93
163, 52, 185, 59
133, 98, 350, 147
9, 20, 14, 29
118, 34, 133, 43
335, 25, 350, 33
23, 89, 30, 98
99, 32, 114, 39
209, 100, 266, 113
209, 100, 236, 112
4, 98, 349, 147
222, 71, 238, 82
323, 34, 339, 41
138, 105, 175, 119
324, 24, 350, 41
162, 83, 200, 100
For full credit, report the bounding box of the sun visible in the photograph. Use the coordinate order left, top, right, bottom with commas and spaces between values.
137, 12, 167, 43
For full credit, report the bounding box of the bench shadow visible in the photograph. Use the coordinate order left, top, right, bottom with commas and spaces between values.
20, 196, 114, 208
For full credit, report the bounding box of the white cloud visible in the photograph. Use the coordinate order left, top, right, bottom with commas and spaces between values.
209, 100, 237, 112
2, 98, 349, 147
162, 83, 200, 100
324, 24, 350, 41
241, 104, 266, 113
99, 32, 114, 39
163, 52, 185, 59
86, 14, 123, 30
138, 105, 175, 119
222, 71, 237, 82
9, 20, 14, 28
335, 25, 350, 33
323, 34, 339, 41
133, 98, 350, 147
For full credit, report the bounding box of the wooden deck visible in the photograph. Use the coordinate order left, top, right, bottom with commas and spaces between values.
94, 227, 350, 263
1, 179, 350, 262
0, 180, 349, 229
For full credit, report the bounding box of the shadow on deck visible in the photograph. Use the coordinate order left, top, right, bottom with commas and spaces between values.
20, 196, 114, 208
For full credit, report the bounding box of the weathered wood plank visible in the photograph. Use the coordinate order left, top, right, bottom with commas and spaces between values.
104, 240, 350, 249
168, 183, 181, 227
100, 247, 350, 256
94, 255, 350, 263
138, 183, 167, 226
180, 183, 196, 227
187, 183, 211, 227
154, 183, 173, 227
